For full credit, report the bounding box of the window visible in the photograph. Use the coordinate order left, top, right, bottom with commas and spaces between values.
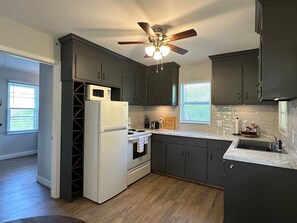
279, 101, 288, 136
7, 82, 39, 133
180, 82, 211, 124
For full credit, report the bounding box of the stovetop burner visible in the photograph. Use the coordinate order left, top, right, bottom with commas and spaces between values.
137, 130, 145, 132
128, 132, 134, 135
128, 129, 136, 132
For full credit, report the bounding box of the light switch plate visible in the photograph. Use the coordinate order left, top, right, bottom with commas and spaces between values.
217, 120, 222, 127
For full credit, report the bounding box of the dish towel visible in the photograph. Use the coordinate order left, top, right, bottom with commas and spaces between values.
137, 136, 144, 153
144, 135, 149, 145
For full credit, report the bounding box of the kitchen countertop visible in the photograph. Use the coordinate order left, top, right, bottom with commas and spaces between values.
150, 129, 297, 170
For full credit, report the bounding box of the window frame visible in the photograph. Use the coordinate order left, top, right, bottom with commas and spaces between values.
7, 81, 39, 134
179, 81, 211, 125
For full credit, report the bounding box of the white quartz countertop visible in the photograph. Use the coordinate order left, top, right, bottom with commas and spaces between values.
151, 129, 297, 170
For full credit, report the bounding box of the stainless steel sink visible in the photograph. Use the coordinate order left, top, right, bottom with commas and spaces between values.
236, 139, 287, 154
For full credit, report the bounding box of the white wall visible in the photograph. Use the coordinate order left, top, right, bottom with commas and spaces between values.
0, 67, 39, 159
0, 16, 59, 62
37, 64, 54, 188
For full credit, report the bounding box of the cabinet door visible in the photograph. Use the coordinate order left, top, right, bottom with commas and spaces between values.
101, 54, 122, 87
166, 144, 185, 177
74, 43, 101, 83
212, 67, 242, 105
146, 67, 159, 105
224, 160, 297, 223
158, 69, 173, 105
122, 62, 136, 104
151, 141, 166, 173
135, 65, 146, 105
185, 147, 207, 183
261, 0, 297, 100
207, 149, 225, 187
243, 63, 260, 104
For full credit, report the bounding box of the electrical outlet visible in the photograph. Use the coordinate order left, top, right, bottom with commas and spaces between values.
292, 130, 295, 144
217, 120, 222, 127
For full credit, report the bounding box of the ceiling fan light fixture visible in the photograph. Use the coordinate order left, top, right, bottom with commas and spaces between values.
160, 45, 170, 57
145, 45, 155, 57
153, 50, 162, 60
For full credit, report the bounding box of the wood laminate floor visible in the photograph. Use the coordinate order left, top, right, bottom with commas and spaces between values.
0, 155, 224, 223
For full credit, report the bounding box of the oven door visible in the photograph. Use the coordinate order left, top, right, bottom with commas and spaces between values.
127, 136, 151, 170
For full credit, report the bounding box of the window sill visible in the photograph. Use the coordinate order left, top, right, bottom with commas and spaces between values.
180, 121, 210, 125
7, 130, 38, 135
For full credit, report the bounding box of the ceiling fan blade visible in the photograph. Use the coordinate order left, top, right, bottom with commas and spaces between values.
118, 41, 147, 45
165, 29, 197, 42
167, 44, 188, 55
138, 22, 157, 38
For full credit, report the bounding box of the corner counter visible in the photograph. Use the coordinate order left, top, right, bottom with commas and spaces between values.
151, 129, 297, 170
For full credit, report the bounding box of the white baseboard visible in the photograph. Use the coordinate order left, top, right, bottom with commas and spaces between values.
0, 150, 37, 160
36, 175, 51, 188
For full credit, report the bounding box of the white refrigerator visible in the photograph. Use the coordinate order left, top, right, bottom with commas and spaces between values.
83, 100, 128, 204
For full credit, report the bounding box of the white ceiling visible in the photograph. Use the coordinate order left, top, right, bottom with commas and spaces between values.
0, 0, 259, 66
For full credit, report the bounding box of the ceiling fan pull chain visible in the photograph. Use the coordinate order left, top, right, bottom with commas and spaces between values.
161, 58, 164, 71
156, 60, 159, 73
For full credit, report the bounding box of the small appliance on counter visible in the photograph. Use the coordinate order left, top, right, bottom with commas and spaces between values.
151, 121, 160, 129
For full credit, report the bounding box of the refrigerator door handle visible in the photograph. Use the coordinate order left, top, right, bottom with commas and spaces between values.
100, 126, 127, 132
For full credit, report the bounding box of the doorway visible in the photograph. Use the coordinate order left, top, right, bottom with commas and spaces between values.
0, 49, 61, 199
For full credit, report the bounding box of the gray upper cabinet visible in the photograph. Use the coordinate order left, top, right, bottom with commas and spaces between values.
122, 62, 146, 105
256, 0, 297, 101
210, 49, 274, 105
59, 34, 124, 88
101, 53, 122, 87
146, 62, 180, 106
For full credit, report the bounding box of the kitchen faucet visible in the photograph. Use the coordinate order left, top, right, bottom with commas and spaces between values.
261, 133, 283, 152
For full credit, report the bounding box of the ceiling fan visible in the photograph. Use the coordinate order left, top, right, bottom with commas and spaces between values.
118, 22, 197, 60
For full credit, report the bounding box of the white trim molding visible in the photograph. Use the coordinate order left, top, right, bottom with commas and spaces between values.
0, 150, 37, 161
36, 175, 51, 188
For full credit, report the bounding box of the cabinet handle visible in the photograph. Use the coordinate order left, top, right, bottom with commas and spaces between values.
187, 151, 189, 156
98, 71, 101, 79
219, 144, 222, 148
238, 93, 241, 101
182, 150, 185, 156
103, 73, 106, 80
230, 164, 234, 169
244, 93, 248, 99
256, 81, 261, 93
210, 153, 213, 160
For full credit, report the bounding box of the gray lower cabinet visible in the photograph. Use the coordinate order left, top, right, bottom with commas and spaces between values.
166, 144, 185, 177
224, 159, 297, 223
207, 149, 226, 187
151, 135, 166, 173
185, 147, 207, 183
151, 134, 231, 188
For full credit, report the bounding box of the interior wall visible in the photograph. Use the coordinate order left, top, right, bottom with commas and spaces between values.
129, 60, 279, 136
37, 64, 53, 188
0, 16, 59, 61
0, 66, 39, 159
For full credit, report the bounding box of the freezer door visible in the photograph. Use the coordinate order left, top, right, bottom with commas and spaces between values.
85, 100, 128, 132
98, 129, 128, 203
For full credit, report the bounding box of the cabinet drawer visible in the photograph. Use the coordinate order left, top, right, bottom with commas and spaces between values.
167, 136, 185, 145
152, 134, 166, 143
208, 140, 232, 150
186, 138, 208, 148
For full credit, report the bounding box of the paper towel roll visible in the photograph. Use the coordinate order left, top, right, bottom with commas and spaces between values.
235, 117, 240, 134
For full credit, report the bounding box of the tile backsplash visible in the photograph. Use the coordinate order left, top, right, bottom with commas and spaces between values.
281, 99, 297, 156
129, 104, 279, 136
